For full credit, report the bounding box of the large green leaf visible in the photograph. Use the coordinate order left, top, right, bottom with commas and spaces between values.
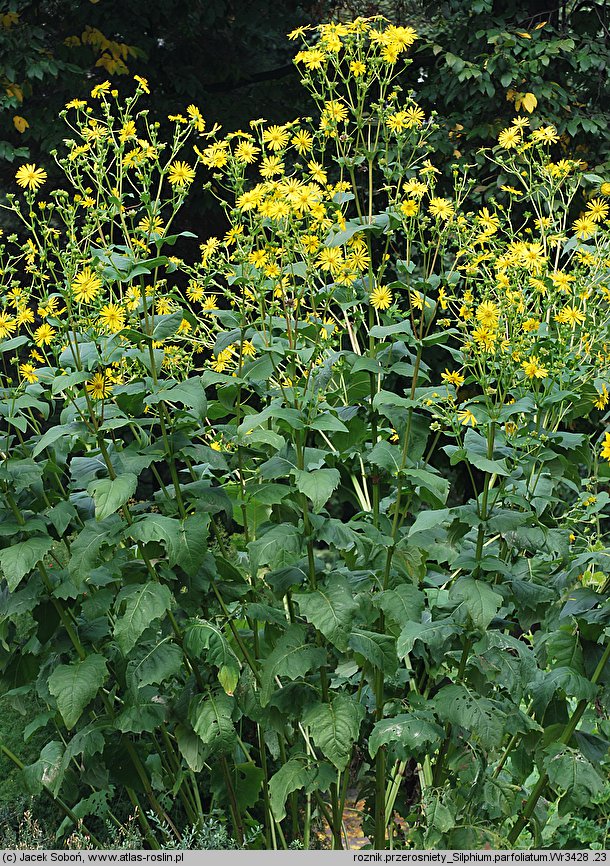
260, 625, 326, 706
369, 712, 444, 758
23, 741, 65, 795
175, 723, 206, 772
544, 744, 607, 809
433, 684, 505, 748
126, 639, 183, 690
190, 690, 236, 755
47, 654, 108, 730
127, 514, 181, 560
348, 629, 398, 674
68, 516, 122, 579
0, 536, 53, 591
292, 467, 340, 513
88, 473, 137, 521
375, 584, 426, 629
294, 575, 358, 651
397, 618, 458, 656
268, 756, 335, 822
302, 695, 365, 770
114, 583, 173, 654
116, 686, 169, 733
170, 513, 210, 576
183, 620, 240, 694
248, 524, 302, 575
449, 578, 502, 630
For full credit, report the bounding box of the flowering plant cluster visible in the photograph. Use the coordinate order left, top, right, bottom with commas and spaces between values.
0, 17, 609, 850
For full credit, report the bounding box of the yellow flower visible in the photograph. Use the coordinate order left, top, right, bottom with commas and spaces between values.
90, 80, 111, 98
441, 369, 465, 387
34, 323, 56, 346
404, 106, 425, 127
65, 98, 87, 109
86, 371, 112, 400
295, 48, 326, 70
586, 198, 609, 223
323, 100, 348, 123
211, 347, 234, 373
202, 295, 219, 311
476, 300, 499, 329
234, 140, 259, 164
522, 355, 548, 379
370, 286, 392, 311
457, 408, 477, 426
187, 104, 205, 132
349, 60, 366, 77
134, 75, 150, 93
72, 267, 102, 304
594, 385, 609, 410
400, 199, 419, 217
572, 216, 597, 239
119, 120, 136, 142
137, 214, 164, 234
262, 125, 289, 151
291, 129, 313, 154
316, 247, 343, 275
307, 160, 327, 185
260, 155, 284, 178
601, 432, 610, 462
522, 318, 540, 333
428, 197, 454, 220
555, 305, 585, 328
498, 127, 521, 149
15, 163, 47, 191
19, 362, 38, 383
0, 314, 16, 339
168, 161, 196, 187
98, 303, 126, 332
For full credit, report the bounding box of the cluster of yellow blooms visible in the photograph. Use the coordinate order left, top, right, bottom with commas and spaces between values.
2, 17, 610, 468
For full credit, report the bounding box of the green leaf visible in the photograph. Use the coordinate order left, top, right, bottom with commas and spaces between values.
260, 625, 326, 706
126, 640, 183, 690
268, 756, 335, 822
248, 524, 302, 575
409, 508, 452, 537
544, 744, 607, 807
47, 654, 108, 730
23, 741, 65, 795
294, 575, 358, 651
369, 713, 443, 758
32, 422, 81, 457
127, 514, 181, 560
183, 620, 240, 694
348, 629, 398, 674
292, 467, 340, 513
152, 310, 184, 341
0, 537, 53, 591
170, 513, 210, 577
302, 695, 365, 770
433, 684, 505, 748
116, 686, 168, 733
190, 690, 236, 756
369, 441, 402, 474
88, 473, 137, 521
68, 516, 122, 579
175, 723, 206, 772
375, 585, 426, 629
114, 583, 173, 654
449, 578, 502, 630
397, 618, 458, 656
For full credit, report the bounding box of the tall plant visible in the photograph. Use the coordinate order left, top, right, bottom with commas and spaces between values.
0, 17, 609, 849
